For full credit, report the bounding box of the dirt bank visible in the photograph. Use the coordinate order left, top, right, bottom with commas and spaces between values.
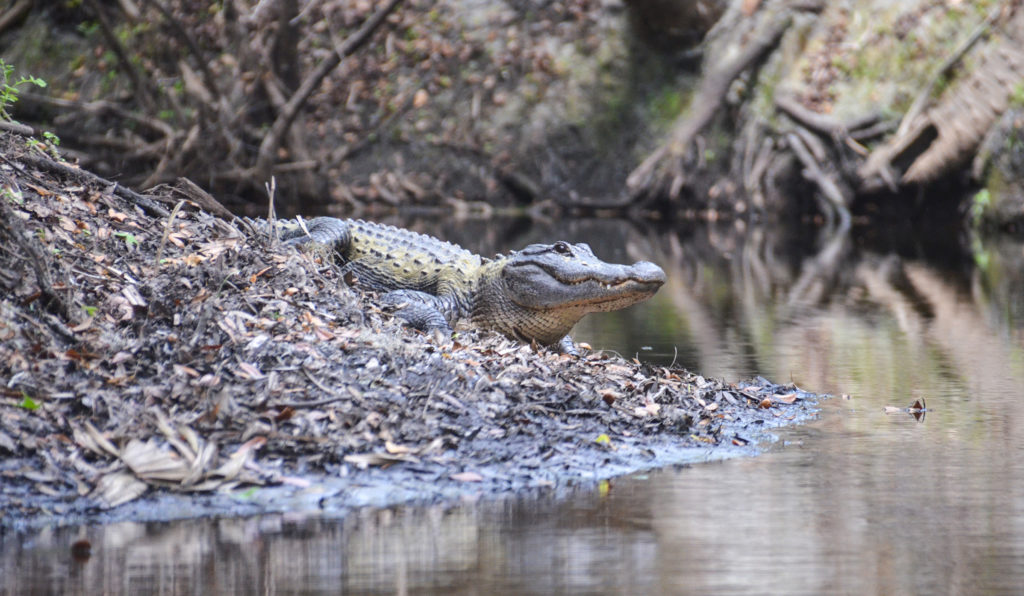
0, 132, 818, 529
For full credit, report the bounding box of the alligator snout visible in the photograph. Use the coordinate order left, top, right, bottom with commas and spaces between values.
631, 261, 667, 285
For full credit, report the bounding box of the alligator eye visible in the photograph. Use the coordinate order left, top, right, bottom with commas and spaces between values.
553, 241, 571, 254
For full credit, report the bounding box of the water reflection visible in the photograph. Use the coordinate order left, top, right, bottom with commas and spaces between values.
6, 218, 1024, 593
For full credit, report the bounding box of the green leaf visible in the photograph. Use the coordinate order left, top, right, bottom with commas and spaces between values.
236, 486, 259, 500
114, 231, 138, 247
19, 394, 39, 411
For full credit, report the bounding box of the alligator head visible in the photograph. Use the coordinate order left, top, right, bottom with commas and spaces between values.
473, 241, 666, 346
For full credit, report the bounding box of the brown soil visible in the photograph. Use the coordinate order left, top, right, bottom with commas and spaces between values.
0, 132, 817, 527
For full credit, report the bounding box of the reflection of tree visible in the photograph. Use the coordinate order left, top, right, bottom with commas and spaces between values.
629, 218, 1024, 398
638, 221, 855, 380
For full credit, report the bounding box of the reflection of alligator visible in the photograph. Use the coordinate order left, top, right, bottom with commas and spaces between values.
274, 217, 666, 354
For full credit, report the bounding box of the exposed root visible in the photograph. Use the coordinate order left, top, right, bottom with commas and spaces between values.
859, 2, 1024, 191
627, 0, 818, 202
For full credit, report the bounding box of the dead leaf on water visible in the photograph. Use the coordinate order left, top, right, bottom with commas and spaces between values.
883, 398, 927, 422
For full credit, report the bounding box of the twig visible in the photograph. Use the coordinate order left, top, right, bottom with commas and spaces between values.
139, 0, 221, 101
774, 92, 883, 140
82, 0, 159, 114
849, 118, 898, 142
21, 93, 175, 138
155, 199, 185, 266
271, 369, 361, 408
254, 0, 404, 175
0, 0, 31, 36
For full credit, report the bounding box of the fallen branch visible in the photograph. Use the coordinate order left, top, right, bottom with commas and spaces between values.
0, 120, 33, 136
167, 177, 236, 220
18, 153, 170, 218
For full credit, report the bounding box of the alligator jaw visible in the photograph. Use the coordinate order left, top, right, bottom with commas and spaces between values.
503, 260, 666, 313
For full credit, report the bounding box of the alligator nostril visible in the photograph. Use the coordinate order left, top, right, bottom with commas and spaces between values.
635, 261, 667, 283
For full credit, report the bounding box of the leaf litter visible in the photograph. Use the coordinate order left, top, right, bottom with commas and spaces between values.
0, 132, 820, 526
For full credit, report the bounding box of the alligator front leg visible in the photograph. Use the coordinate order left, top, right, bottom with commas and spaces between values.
380, 290, 454, 337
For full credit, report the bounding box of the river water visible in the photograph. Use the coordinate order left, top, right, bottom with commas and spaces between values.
4, 217, 1024, 594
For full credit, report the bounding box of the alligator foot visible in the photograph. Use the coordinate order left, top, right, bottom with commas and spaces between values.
380, 290, 454, 338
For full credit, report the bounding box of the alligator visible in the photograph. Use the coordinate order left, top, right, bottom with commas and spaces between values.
268, 217, 666, 354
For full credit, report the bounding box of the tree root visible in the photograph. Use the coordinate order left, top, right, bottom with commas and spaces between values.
859, 2, 1024, 191
627, 0, 818, 202
786, 131, 850, 230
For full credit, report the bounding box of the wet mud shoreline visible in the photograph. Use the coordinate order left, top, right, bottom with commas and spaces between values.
0, 133, 819, 529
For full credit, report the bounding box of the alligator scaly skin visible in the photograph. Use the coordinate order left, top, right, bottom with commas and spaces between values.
265, 217, 666, 354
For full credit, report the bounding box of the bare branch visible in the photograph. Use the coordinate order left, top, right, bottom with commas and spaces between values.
254, 0, 404, 177
0, 0, 32, 36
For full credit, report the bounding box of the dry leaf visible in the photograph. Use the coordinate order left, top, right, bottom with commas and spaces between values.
344, 452, 419, 469
450, 471, 483, 482
236, 362, 266, 380
91, 471, 148, 509
413, 89, 429, 108
384, 440, 412, 454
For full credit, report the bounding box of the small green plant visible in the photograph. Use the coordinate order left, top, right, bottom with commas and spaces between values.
0, 59, 46, 121
19, 393, 40, 411
1010, 82, 1024, 108
83, 305, 98, 317
970, 188, 992, 224
115, 231, 139, 247
2, 186, 23, 205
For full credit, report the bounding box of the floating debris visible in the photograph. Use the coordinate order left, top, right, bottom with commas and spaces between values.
883, 398, 928, 422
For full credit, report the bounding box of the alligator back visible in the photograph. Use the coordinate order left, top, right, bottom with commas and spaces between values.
302, 219, 484, 297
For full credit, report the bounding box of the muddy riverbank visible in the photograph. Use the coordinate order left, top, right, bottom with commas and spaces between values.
0, 132, 818, 529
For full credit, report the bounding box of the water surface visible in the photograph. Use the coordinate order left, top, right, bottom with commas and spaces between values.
4, 218, 1024, 594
